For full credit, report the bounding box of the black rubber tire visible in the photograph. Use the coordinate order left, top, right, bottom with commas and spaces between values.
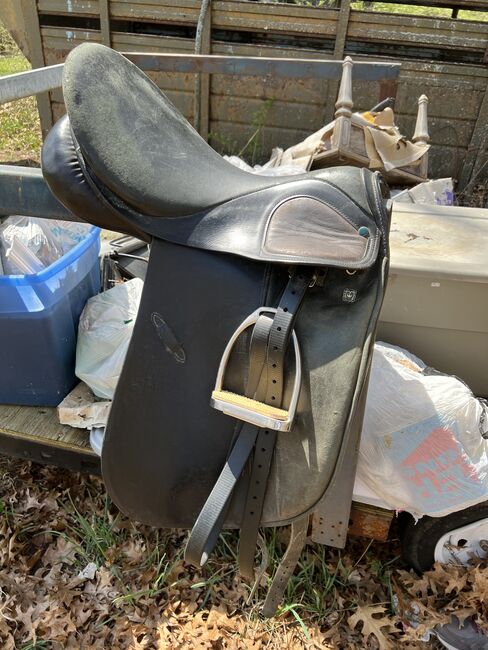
400, 501, 488, 573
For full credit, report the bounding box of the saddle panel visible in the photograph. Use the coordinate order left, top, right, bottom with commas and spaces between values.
101, 239, 271, 527
261, 261, 384, 524
102, 232, 387, 529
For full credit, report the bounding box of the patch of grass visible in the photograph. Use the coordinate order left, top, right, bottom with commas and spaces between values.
63, 492, 126, 568
0, 54, 29, 76
351, 1, 488, 21
0, 23, 18, 55
0, 25, 41, 163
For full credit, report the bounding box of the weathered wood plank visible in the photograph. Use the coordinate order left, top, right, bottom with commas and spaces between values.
348, 10, 488, 50
458, 82, 488, 190
395, 76, 486, 120
99, 0, 111, 47
20, 0, 53, 136
194, 0, 212, 139
0, 404, 100, 473
0, 404, 91, 448
41, 27, 102, 64
110, 0, 200, 24
209, 120, 312, 160
334, 0, 351, 58
38, 0, 100, 16
211, 74, 326, 105
211, 95, 323, 131
369, 0, 488, 11
326, 0, 352, 123
396, 114, 475, 147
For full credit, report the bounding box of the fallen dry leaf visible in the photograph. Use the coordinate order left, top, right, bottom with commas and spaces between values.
348, 604, 396, 649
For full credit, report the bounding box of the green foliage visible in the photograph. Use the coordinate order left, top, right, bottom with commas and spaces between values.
0, 27, 42, 163
210, 98, 275, 166
351, 1, 488, 20
0, 23, 17, 55
63, 493, 126, 568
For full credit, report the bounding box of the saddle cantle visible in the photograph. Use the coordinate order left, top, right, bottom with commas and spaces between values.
42, 43, 391, 616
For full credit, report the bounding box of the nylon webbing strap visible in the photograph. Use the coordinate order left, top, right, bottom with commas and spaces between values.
184, 316, 272, 567
238, 270, 313, 579
185, 268, 313, 597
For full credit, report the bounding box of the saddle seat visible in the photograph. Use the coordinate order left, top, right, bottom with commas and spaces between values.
42, 43, 383, 270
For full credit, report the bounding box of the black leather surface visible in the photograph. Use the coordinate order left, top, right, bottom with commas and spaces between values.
101, 239, 271, 527
44, 127, 381, 267
41, 115, 148, 240
63, 43, 328, 218
119, 172, 381, 268
101, 230, 388, 529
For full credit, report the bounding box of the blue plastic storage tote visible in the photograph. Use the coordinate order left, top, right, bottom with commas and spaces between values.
0, 226, 100, 406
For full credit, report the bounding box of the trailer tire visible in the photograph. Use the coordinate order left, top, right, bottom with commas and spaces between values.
400, 502, 488, 573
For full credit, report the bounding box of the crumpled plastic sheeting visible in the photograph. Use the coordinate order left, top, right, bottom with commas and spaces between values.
75, 278, 144, 400
0, 216, 91, 275
357, 342, 488, 518
223, 152, 304, 176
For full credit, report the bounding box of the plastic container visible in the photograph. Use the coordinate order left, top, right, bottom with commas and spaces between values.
0, 226, 100, 406
378, 203, 488, 398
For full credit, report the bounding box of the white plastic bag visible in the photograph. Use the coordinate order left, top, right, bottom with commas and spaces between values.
75, 278, 143, 399
358, 342, 488, 518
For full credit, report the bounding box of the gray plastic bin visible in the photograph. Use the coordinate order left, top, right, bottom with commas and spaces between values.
378, 203, 488, 398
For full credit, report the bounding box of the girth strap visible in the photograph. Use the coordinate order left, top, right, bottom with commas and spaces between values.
185, 269, 314, 600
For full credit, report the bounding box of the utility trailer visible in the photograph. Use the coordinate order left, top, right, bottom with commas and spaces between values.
0, 51, 402, 541
1, 51, 488, 564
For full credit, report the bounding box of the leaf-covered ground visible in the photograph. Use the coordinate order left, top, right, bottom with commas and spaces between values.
1, 456, 487, 649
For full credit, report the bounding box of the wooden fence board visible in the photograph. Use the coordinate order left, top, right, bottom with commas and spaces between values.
37, 0, 100, 16
348, 11, 488, 50
368, 0, 488, 11
7, 0, 488, 185
210, 95, 323, 131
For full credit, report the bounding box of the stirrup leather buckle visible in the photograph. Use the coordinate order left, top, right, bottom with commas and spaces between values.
211, 307, 301, 432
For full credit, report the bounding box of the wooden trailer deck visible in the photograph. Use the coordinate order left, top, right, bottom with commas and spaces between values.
0, 403, 100, 473
0, 403, 393, 540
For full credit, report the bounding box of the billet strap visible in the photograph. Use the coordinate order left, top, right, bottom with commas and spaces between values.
262, 515, 309, 617
185, 269, 313, 593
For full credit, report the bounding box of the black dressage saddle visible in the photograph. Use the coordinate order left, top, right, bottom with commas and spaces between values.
42, 43, 391, 615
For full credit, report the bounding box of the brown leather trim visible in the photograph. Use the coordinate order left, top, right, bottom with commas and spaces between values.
263, 196, 369, 264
